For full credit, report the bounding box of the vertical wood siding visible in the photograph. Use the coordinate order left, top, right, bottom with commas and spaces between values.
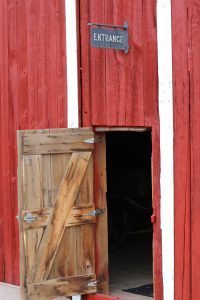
172, 1, 191, 299
0, 0, 67, 285
79, 1, 163, 299
80, 0, 158, 127
80, 0, 158, 126
173, 0, 200, 299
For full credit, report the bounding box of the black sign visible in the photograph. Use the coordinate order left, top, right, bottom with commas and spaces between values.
89, 22, 129, 54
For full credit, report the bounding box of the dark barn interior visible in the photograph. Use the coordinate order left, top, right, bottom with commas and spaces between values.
106, 131, 153, 299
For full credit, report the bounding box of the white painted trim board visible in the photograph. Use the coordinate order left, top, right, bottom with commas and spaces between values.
157, 1, 174, 300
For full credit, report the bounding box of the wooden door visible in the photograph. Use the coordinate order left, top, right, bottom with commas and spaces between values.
17, 128, 108, 299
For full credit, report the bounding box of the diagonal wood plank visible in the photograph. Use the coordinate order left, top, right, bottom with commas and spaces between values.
30, 152, 92, 283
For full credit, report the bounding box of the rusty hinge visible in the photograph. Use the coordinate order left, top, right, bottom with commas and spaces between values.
84, 208, 105, 217
23, 213, 37, 223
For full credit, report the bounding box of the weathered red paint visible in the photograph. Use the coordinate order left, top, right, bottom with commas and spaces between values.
0, 0, 67, 285
172, 0, 200, 298
190, 2, 200, 298
172, 0, 191, 299
79, 1, 163, 300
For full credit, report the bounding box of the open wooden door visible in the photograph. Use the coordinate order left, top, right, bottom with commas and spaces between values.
17, 128, 114, 300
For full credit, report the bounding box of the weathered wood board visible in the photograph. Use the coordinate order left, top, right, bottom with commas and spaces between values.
17, 128, 98, 299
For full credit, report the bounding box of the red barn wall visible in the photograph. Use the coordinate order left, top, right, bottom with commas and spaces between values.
0, 0, 67, 285
173, 0, 200, 299
80, 1, 158, 128
79, 1, 163, 299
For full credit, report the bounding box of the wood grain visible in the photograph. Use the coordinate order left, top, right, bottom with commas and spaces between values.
27, 274, 97, 299
0, 1, 67, 285
22, 204, 96, 230
31, 152, 91, 282
23, 133, 94, 155
172, 0, 191, 299
93, 133, 109, 294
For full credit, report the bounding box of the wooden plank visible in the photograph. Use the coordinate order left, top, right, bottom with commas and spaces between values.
79, 0, 92, 126
55, 0, 67, 128
0, 0, 13, 284
27, 274, 97, 299
17, 131, 28, 299
76, 152, 95, 276
151, 123, 163, 299
143, 0, 158, 126
105, 0, 144, 126
76, 224, 95, 275
190, 2, 200, 299
31, 152, 92, 282
48, 133, 95, 280
7, 0, 20, 284
17, 0, 29, 130
48, 148, 75, 279
23, 132, 94, 155
26, 0, 38, 129
22, 204, 96, 230
172, 0, 191, 299
35, 0, 48, 129
23, 155, 44, 283
42, 155, 53, 207
94, 133, 109, 293
46, 0, 58, 128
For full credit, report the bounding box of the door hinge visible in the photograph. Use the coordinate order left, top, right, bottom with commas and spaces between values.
23, 213, 37, 223
88, 280, 98, 287
83, 137, 95, 144
84, 208, 105, 217
83, 137, 102, 144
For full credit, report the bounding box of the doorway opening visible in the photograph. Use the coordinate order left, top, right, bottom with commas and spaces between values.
106, 131, 153, 300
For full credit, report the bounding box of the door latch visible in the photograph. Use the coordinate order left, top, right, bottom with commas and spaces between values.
23, 213, 37, 223
84, 208, 105, 217
151, 214, 156, 224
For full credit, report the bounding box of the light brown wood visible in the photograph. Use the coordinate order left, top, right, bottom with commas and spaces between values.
18, 128, 99, 299
42, 154, 53, 207
30, 152, 92, 282
18, 129, 50, 299
48, 150, 75, 280
27, 274, 97, 299
23, 155, 44, 283
22, 204, 96, 230
76, 154, 95, 276
23, 132, 94, 155
94, 133, 109, 293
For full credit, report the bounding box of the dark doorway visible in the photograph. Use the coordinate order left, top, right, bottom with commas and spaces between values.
106, 131, 153, 299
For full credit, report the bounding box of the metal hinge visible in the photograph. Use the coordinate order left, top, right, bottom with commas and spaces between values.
83, 137, 95, 144
88, 280, 98, 287
23, 213, 37, 223
84, 208, 105, 217
83, 137, 102, 144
